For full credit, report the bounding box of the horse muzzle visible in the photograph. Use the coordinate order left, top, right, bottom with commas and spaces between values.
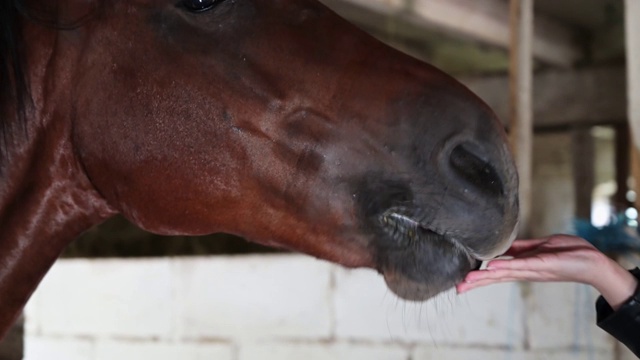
352, 124, 519, 301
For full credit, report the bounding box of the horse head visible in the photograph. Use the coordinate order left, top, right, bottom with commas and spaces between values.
0, 0, 518, 335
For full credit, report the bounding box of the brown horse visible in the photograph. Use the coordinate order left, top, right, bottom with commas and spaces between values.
0, 0, 519, 338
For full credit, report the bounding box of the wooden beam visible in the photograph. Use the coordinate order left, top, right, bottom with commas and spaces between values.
571, 128, 595, 220
633, 147, 640, 212
509, 0, 534, 237
626, 0, 640, 150
592, 22, 625, 63
320, 0, 583, 67
361, 26, 511, 74
460, 67, 627, 129
613, 124, 632, 210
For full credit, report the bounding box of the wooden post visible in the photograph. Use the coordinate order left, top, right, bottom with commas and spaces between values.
633, 145, 640, 210
613, 124, 632, 211
621, 5, 639, 358
626, 0, 640, 211
509, 0, 534, 237
626, 0, 640, 150
571, 127, 595, 220
619, 3, 640, 352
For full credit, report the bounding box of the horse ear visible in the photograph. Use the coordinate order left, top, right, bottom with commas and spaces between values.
20, 0, 101, 29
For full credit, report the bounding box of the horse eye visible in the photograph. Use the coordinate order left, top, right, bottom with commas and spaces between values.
181, 0, 222, 12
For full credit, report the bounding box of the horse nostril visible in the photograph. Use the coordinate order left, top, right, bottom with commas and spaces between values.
449, 143, 504, 197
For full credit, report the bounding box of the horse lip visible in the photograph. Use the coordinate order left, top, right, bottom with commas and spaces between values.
378, 209, 478, 262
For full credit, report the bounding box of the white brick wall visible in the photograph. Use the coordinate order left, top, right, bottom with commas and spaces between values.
25, 337, 94, 360
413, 347, 615, 360
93, 341, 233, 360
239, 342, 408, 360
174, 256, 332, 340
24, 338, 234, 360
333, 267, 525, 346
31, 260, 174, 339
526, 283, 613, 351
24, 255, 621, 360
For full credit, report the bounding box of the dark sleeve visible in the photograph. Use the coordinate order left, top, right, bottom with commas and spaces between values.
596, 267, 640, 358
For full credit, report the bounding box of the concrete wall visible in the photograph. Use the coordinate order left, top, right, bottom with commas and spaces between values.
531, 130, 617, 236
24, 254, 624, 360
531, 133, 576, 237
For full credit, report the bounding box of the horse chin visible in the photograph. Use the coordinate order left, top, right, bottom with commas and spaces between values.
383, 271, 440, 302
374, 211, 481, 301
380, 250, 478, 302
381, 247, 479, 301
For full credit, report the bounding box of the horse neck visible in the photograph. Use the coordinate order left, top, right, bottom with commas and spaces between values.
0, 112, 115, 241
0, 23, 115, 337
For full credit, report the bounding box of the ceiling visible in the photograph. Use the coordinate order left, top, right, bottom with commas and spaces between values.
320, 0, 626, 75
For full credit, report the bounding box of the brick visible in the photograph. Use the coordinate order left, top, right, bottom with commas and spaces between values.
413, 346, 527, 360
34, 259, 174, 339
175, 255, 332, 340
239, 342, 408, 360
333, 267, 525, 346
24, 292, 40, 336
94, 340, 233, 360
413, 347, 614, 360
24, 336, 94, 360
526, 283, 614, 350
524, 350, 614, 360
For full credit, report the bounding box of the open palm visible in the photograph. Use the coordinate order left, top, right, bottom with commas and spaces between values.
457, 235, 637, 311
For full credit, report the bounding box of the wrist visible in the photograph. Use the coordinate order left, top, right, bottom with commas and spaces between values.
593, 257, 638, 311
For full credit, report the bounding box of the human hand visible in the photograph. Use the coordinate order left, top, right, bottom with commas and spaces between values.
457, 235, 638, 310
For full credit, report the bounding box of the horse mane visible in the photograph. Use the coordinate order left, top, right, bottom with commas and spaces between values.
0, 1, 101, 167
0, 0, 29, 159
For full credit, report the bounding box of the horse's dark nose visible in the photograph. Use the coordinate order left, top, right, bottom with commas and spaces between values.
447, 141, 506, 199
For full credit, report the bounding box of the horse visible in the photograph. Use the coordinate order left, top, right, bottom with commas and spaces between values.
0, 0, 519, 338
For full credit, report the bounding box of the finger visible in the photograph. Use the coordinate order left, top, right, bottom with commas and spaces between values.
457, 278, 514, 293
463, 268, 522, 283
462, 269, 497, 282
502, 238, 549, 256
463, 268, 555, 283
485, 257, 549, 271
457, 276, 522, 293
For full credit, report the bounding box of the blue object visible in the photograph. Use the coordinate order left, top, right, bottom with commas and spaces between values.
574, 214, 640, 253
